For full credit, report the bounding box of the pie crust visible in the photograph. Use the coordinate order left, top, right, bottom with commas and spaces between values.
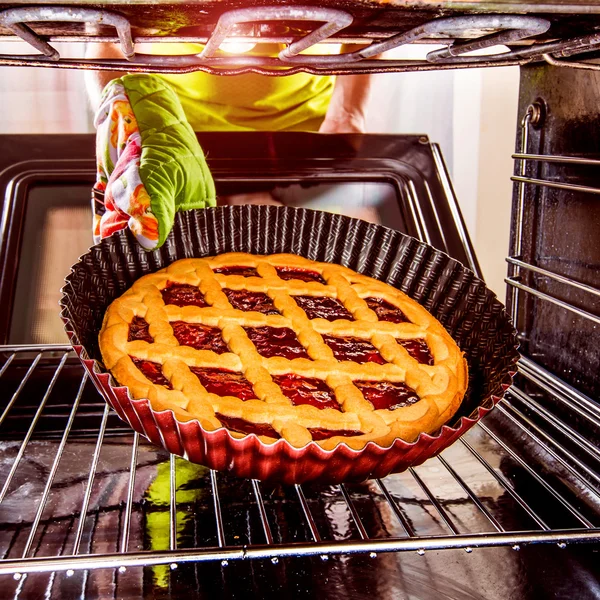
99, 253, 468, 450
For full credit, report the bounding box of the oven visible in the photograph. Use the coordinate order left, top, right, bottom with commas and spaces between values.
0, 3, 598, 598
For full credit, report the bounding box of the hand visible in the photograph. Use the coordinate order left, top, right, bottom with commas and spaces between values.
319, 110, 366, 134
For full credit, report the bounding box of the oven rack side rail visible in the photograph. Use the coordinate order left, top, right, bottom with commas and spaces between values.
0, 345, 598, 577
1, 5, 600, 74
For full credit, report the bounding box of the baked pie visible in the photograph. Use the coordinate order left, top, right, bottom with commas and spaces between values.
99, 253, 468, 450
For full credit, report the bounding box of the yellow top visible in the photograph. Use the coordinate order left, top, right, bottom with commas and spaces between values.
152, 43, 335, 132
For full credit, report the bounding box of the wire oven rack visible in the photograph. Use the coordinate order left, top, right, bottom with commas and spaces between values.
0, 345, 598, 584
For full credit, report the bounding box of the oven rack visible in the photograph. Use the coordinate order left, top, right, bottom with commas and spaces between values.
2, 5, 600, 75
0, 345, 598, 578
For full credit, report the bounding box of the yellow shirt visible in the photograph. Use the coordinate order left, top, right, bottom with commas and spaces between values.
153, 43, 335, 132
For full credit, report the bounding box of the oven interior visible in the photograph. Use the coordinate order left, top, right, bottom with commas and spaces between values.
0, 2, 599, 598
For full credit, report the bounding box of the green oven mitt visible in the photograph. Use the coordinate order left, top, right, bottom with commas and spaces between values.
93, 74, 216, 250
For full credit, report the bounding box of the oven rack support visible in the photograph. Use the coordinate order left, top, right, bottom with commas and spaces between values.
0, 346, 598, 577
0, 5, 600, 74
508, 104, 600, 329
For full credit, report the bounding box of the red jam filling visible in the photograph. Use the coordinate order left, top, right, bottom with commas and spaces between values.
171, 321, 228, 354
223, 289, 279, 315
293, 295, 353, 322
276, 267, 326, 284
190, 367, 256, 400
354, 380, 420, 411
365, 297, 409, 324
309, 428, 363, 441
398, 339, 434, 365
245, 326, 310, 359
131, 357, 172, 389
213, 266, 259, 277
272, 374, 340, 410
161, 283, 207, 308
322, 335, 386, 365
216, 414, 280, 439
128, 316, 153, 343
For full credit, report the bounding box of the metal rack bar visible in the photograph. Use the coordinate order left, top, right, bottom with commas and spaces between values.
339, 485, 369, 540
436, 455, 504, 533
20, 373, 87, 559
499, 397, 600, 489
477, 421, 595, 528
0, 352, 69, 503
408, 467, 460, 535
251, 480, 273, 545
71, 403, 110, 555
3, 528, 600, 575
513, 153, 600, 166
0, 344, 72, 352
508, 387, 600, 464
0, 353, 15, 378
518, 357, 600, 425
0, 352, 42, 427
169, 454, 177, 551
119, 432, 139, 555
506, 257, 600, 298
511, 174, 600, 195
294, 485, 322, 542
510, 106, 534, 324
459, 437, 550, 530
505, 278, 600, 325
375, 479, 415, 537
210, 470, 226, 548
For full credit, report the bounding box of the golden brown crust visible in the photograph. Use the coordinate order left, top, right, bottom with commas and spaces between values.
99, 253, 468, 449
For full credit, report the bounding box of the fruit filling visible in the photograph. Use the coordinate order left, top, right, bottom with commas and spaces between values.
365, 297, 409, 323
398, 339, 434, 365
171, 321, 228, 354
131, 357, 172, 388
322, 335, 386, 365
161, 283, 207, 308
213, 266, 259, 277
128, 316, 153, 343
354, 380, 420, 411
275, 267, 325, 284
216, 414, 280, 439
190, 367, 256, 400
293, 295, 353, 322
308, 428, 363, 441
272, 374, 340, 410
223, 289, 279, 315
245, 326, 310, 359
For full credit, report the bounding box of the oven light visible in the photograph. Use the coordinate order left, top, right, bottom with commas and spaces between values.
219, 38, 257, 54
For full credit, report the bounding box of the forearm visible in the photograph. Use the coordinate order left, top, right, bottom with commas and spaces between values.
320, 45, 375, 133
84, 43, 127, 110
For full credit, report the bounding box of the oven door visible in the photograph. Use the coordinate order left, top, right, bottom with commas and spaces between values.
0, 131, 476, 345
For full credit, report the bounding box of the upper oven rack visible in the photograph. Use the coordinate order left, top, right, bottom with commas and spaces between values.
0, 346, 598, 579
2, 4, 600, 75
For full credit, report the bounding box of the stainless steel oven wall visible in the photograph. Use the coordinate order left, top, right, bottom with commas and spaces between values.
509, 63, 600, 400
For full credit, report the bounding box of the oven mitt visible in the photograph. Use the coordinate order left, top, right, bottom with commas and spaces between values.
93, 73, 216, 250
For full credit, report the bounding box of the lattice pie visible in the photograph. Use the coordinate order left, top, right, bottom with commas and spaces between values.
99, 253, 468, 449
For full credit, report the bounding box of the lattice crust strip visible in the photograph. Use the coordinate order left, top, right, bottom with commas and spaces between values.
100, 253, 468, 450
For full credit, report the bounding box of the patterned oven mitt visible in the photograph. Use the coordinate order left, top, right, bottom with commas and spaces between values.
93, 74, 216, 250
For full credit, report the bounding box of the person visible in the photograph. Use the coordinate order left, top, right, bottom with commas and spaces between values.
85, 42, 373, 135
